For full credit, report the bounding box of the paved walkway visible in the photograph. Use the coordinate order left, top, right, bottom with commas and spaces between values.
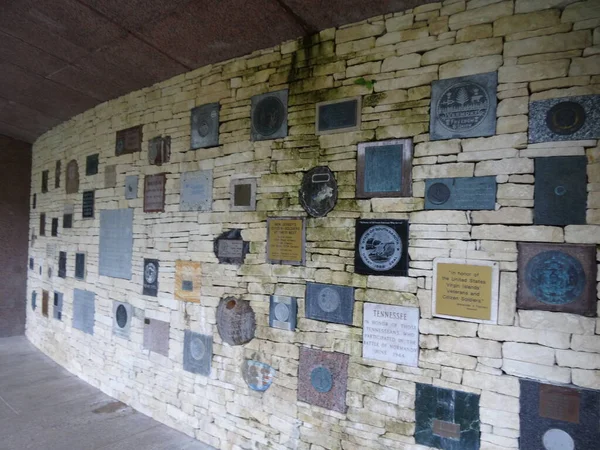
0, 336, 215, 450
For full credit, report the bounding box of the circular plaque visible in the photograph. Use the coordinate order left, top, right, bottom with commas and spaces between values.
189, 337, 206, 361
437, 81, 490, 132
253, 96, 285, 136
116, 304, 128, 329
144, 262, 158, 284
299, 166, 338, 218
546, 101, 585, 135
216, 297, 256, 346
554, 185, 567, 196
542, 429, 574, 450
359, 225, 403, 271
525, 251, 585, 305
317, 287, 341, 313
274, 302, 290, 322
241, 360, 276, 392
311, 366, 333, 393
427, 183, 451, 205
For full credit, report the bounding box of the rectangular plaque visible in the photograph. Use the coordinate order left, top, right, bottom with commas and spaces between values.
143, 318, 170, 356
113, 301, 132, 339
180, 170, 212, 212
32, 193, 36, 209
75, 252, 85, 280
58, 251, 67, 278
41, 170, 48, 193
82, 191, 95, 218
142, 259, 159, 297
433, 258, 499, 324
183, 330, 212, 375
298, 348, 349, 413
230, 178, 257, 212
124, 175, 138, 199
267, 217, 305, 266
46, 243, 56, 259
175, 260, 201, 302
63, 213, 72, 229
42, 290, 49, 317
29, 258, 34, 270
306, 282, 354, 325
539, 384, 580, 423
55, 161, 61, 188
432, 420, 461, 439
425, 176, 497, 210
363, 303, 419, 366
104, 164, 117, 188
66, 160, 79, 194
251, 90, 288, 141
354, 219, 408, 276
53, 292, 63, 321
39, 213, 46, 236
144, 173, 166, 212
99, 209, 133, 279
73, 289, 95, 335
31, 291, 36, 310
115, 125, 142, 156
357, 139, 413, 198
86, 154, 99, 176
534, 156, 586, 225
148, 136, 171, 165
51, 218, 59, 237
191, 103, 219, 149
316, 97, 361, 135
269, 295, 297, 331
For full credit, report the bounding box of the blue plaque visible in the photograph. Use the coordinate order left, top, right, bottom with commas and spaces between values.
53, 292, 63, 321
357, 139, 413, 198
269, 295, 297, 331
191, 103, 219, 149
75, 253, 85, 280
425, 176, 496, 210
180, 170, 213, 212
124, 175, 138, 199
526, 251, 585, 305
183, 330, 212, 376
73, 289, 95, 335
113, 301, 132, 339
251, 90, 288, 141
305, 282, 354, 325
99, 209, 133, 279
58, 251, 67, 278
31, 291, 36, 310
311, 366, 333, 393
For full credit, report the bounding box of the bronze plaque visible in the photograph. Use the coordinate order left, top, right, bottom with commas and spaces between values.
216, 297, 256, 346
143, 173, 166, 213
539, 384, 580, 424
66, 160, 79, 194
433, 419, 461, 439
266, 217, 305, 266
175, 260, 201, 302
115, 125, 142, 156
42, 290, 49, 317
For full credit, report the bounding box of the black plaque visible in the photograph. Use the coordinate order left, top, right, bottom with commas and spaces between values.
66, 160, 79, 194
53, 292, 63, 321
214, 229, 249, 265
29, 258, 34, 270
32, 193, 36, 209
425, 176, 497, 210
299, 166, 338, 217
191, 103, 220, 149
251, 90, 288, 141
357, 139, 413, 198
75, 252, 85, 280
82, 191, 95, 218
143, 259, 159, 297
39, 213, 46, 236
305, 282, 355, 325
58, 251, 66, 278
55, 161, 61, 188
148, 136, 171, 165
51, 218, 59, 237
355, 219, 409, 276
63, 213, 73, 229
41, 170, 48, 193
144, 173, 166, 213
216, 297, 256, 346
86, 154, 99, 176
534, 156, 586, 225
316, 97, 361, 135
115, 125, 142, 156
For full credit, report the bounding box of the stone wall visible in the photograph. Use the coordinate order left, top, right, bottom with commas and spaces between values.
26, 1, 600, 449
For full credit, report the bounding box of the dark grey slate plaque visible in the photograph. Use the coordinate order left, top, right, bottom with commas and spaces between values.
269, 295, 297, 331
32, 193, 36, 209
99, 209, 133, 279
29, 258, 34, 270
113, 301, 132, 339
148, 136, 171, 165
214, 229, 249, 265
82, 191, 94, 218
299, 166, 338, 217
216, 297, 256, 346
430, 72, 497, 140
86, 154, 99, 176
241, 360, 275, 391
63, 204, 73, 228
534, 156, 586, 226
124, 175, 138, 199
425, 176, 497, 210
66, 160, 79, 194
51, 218, 59, 237
180, 170, 212, 212
355, 219, 409, 276
143, 318, 170, 356
31, 291, 36, 310
41, 170, 48, 193
53, 291, 63, 321
39, 213, 46, 236
183, 330, 212, 376
58, 251, 66, 278
230, 178, 257, 212
75, 252, 85, 280
529, 94, 600, 143
316, 97, 361, 135
306, 282, 354, 325
251, 90, 288, 141
55, 161, 61, 189
357, 139, 413, 198
191, 103, 219, 149
73, 289, 95, 335
143, 259, 159, 296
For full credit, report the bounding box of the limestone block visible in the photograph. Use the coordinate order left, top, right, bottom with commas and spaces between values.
502, 359, 571, 384
441, 366, 463, 383
420, 334, 439, 349
386, 14, 415, 32
564, 225, 600, 244
462, 370, 520, 396
337, 37, 376, 56
439, 55, 503, 78
556, 350, 600, 369
480, 391, 520, 413
494, 9, 561, 36
471, 225, 564, 242
421, 38, 503, 65
439, 336, 502, 358
471, 207, 533, 224
366, 276, 418, 293
414, 140, 461, 157
520, 146, 585, 158
347, 62, 382, 78
371, 198, 424, 213
376, 122, 429, 139
441, 1, 466, 17
374, 70, 438, 91
376, 28, 430, 47
420, 349, 478, 369
497, 183, 533, 199
562, 1, 600, 23
519, 49, 583, 65
457, 24, 493, 42
572, 368, 600, 389
518, 310, 596, 335
496, 115, 528, 134
462, 133, 527, 152
505, 30, 591, 57
571, 335, 600, 353
503, 342, 555, 365
381, 54, 422, 72
475, 158, 533, 176
413, 162, 474, 180
449, 1, 514, 30
498, 59, 570, 83
419, 318, 478, 337
530, 85, 600, 101
336, 23, 386, 44
457, 148, 518, 162
530, 75, 590, 93
569, 55, 600, 76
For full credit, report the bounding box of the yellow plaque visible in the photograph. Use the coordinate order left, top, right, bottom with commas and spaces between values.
267, 217, 305, 265
175, 260, 201, 302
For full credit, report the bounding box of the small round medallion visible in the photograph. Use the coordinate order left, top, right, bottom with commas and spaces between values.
525, 251, 585, 305
274, 302, 290, 322
189, 337, 206, 361
554, 185, 567, 196
311, 366, 333, 393
359, 225, 402, 271
116, 304, 128, 328
546, 101, 585, 135
253, 96, 285, 136
437, 81, 490, 132
318, 287, 341, 313
427, 183, 451, 205
542, 429, 574, 450
144, 262, 157, 284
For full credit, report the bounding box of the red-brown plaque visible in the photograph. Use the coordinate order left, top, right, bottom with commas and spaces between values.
539, 384, 581, 424
433, 419, 461, 439
42, 290, 49, 317
115, 125, 143, 156
216, 297, 256, 346
143, 173, 166, 213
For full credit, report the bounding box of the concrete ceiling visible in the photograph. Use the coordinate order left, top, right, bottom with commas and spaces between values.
0, 0, 434, 143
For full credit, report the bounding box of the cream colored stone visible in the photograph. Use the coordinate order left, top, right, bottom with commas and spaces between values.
376, 122, 429, 139
439, 336, 502, 357
421, 38, 503, 65
497, 97, 528, 116
494, 9, 560, 36
480, 391, 519, 413
562, 0, 600, 23
474, 158, 533, 176
497, 183, 533, 199
564, 225, 600, 244
519, 310, 596, 335
520, 146, 585, 158
471, 207, 532, 224
478, 324, 571, 349
571, 334, 600, 353
439, 55, 503, 78
519, 49, 583, 65
374, 70, 438, 91
572, 368, 600, 389
449, 1, 514, 30
499, 59, 570, 83
385, 14, 415, 32
557, 350, 600, 369
515, 0, 579, 14
420, 350, 478, 369
503, 342, 555, 365
347, 61, 381, 77
457, 24, 493, 42
496, 271, 517, 326
457, 148, 518, 162
420, 318, 478, 337
496, 115, 528, 134
411, 210, 469, 224
462, 133, 527, 152
505, 30, 591, 57
371, 198, 424, 212
462, 371, 520, 396
336, 23, 386, 43
366, 276, 418, 293
471, 225, 564, 242
502, 359, 571, 384
413, 162, 475, 180
531, 84, 600, 101
376, 27, 430, 46
381, 53, 422, 72
569, 55, 600, 76
414, 140, 461, 157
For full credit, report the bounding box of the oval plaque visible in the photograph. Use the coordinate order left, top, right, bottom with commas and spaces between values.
216, 297, 256, 346
542, 429, 574, 450
253, 96, 285, 137
241, 360, 276, 392
116, 304, 128, 328
546, 101, 586, 135
310, 366, 333, 393
299, 166, 338, 218
525, 251, 585, 305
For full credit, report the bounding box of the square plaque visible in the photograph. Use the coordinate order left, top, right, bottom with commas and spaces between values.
298, 347, 349, 413
73, 289, 95, 335
305, 282, 354, 325
113, 301, 132, 339
51, 218, 59, 237
41, 170, 48, 193
180, 170, 212, 212
534, 156, 587, 226
354, 219, 409, 276
269, 295, 297, 331
143, 318, 170, 356
183, 330, 212, 376
82, 191, 95, 218
115, 125, 142, 156
99, 209, 133, 280
31, 291, 36, 310
55, 161, 61, 189
104, 164, 117, 188
66, 160, 79, 194
529, 94, 600, 143
520, 379, 600, 450
143, 259, 159, 297
415, 384, 480, 450
357, 139, 413, 198
425, 176, 497, 210
53, 291, 63, 321
251, 90, 288, 141
148, 136, 171, 165
175, 260, 201, 302
433, 258, 500, 324
430, 71, 497, 140
85, 154, 99, 176
191, 103, 219, 149
58, 251, 67, 278
230, 178, 257, 212
39, 213, 46, 236
124, 175, 138, 199
42, 290, 49, 317
266, 217, 306, 266
363, 303, 419, 366
75, 252, 86, 280
144, 173, 166, 213
517, 243, 597, 316
316, 97, 361, 135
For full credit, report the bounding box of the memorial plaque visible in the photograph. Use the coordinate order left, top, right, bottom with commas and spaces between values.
191, 103, 219, 149
143, 318, 169, 356
316, 97, 361, 135
113, 301, 132, 339
529, 94, 600, 143
143, 258, 159, 297
357, 139, 413, 198
29, 258, 34, 270
82, 191, 95, 218
63, 204, 74, 229
363, 303, 419, 366
425, 176, 497, 210
66, 160, 79, 194
42, 290, 49, 317
298, 347, 349, 413
230, 178, 256, 212
430, 71, 497, 140
124, 175, 139, 200
214, 229, 249, 265
58, 251, 67, 278
75, 252, 86, 280
241, 360, 275, 392
269, 295, 297, 331
148, 136, 171, 165
520, 379, 600, 450
305, 282, 354, 325
31, 291, 36, 310
115, 125, 142, 156
99, 209, 134, 280
86, 154, 99, 176
39, 213, 46, 236
433, 258, 499, 324
266, 217, 305, 266
41, 170, 48, 193
534, 156, 587, 226
251, 90, 288, 141
32, 193, 36, 209
175, 260, 201, 302
51, 218, 59, 237
53, 291, 63, 321
180, 170, 212, 212
415, 383, 480, 450
354, 219, 409, 276
47, 266, 52, 279
73, 289, 95, 335
144, 173, 166, 213
104, 164, 117, 188
55, 161, 61, 188
183, 330, 212, 376
517, 243, 597, 316
216, 297, 256, 346
299, 166, 338, 217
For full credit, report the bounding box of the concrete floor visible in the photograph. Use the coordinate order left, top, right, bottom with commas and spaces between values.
0, 336, 215, 450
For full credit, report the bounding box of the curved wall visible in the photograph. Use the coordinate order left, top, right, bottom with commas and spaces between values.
27, 1, 600, 449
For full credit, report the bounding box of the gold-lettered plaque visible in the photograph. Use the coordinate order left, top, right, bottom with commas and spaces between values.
432, 258, 499, 323
175, 260, 202, 302
267, 217, 305, 266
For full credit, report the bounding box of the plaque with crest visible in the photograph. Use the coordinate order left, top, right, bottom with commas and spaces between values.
191, 103, 219, 149
251, 90, 288, 141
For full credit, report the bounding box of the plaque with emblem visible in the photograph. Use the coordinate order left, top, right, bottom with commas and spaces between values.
216, 297, 256, 346
115, 125, 142, 156
251, 90, 288, 141
425, 176, 497, 210
316, 97, 362, 135
298, 347, 349, 413
73, 289, 95, 335
53, 292, 63, 321
143, 318, 169, 356
85, 154, 99, 176
242, 360, 275, 392
354, 219, 409, 276
55, 161, 61, 189
191, 103, 220, 149
183, 330, 212, 376
58, 251, 67, 278
529, 94, 600, 143
180, 170, 212, 212
534, 156, 586, 226
39, 213, 46, 236
144, 173, 166, 213
63, 204, 74, 229
42, 290, 49, 317
305, 282, 354, 325
175, 260, 201, 302
82, 191, 95, 219
517, 243, 596, 316
66, 160, 79, 194
41, 170, 48, 193
148, 136, 171, 165
51, 218, 59, 237
104, 164, 117, 188
430, 72, 497, 140
124, 175, 138, 199
113, 301, 132, 339
299, 166, 338, 217
357, 139, 413, 198
230, 178, 257, 212
142, 258, 159, 297
267, 217, 306, 266
75, 252, 86, 280
31, 291, 36, 310
214, 229, 249, 265
99, 209, 134, 280
269, 295, 297, 331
